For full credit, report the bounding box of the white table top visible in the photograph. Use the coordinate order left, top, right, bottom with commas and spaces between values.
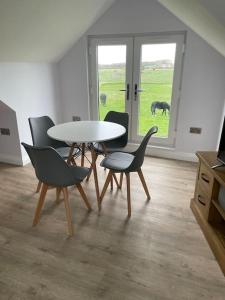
47, 121, 126, 143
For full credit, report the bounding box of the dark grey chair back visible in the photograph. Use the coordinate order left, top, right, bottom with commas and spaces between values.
127, 126, 158, 172
104, 111, 129, 147
28, 116, 66, 148
22, 143, 72, 187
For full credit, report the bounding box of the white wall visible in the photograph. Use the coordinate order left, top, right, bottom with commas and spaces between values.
0, 63, 61, 164
58, 0, 225, 161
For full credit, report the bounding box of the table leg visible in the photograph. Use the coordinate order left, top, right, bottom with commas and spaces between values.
81, 143, 85, 167
67, 143, 76, 165
90, 143, 101, 211
100, 142, 120, 189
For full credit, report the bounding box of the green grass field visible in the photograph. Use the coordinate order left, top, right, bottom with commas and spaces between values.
98, 68, 174, 137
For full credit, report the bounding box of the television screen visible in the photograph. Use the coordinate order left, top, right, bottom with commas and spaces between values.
218, 116, 225, 164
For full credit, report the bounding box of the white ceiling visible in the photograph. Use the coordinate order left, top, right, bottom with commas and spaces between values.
158, 0, 225, 58
0, 0, 115, 62
0, 0, 225, 62
199, 0, 225, 27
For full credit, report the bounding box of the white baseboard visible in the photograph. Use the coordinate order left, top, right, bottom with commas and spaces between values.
147, 147, 197, 162
0, 153, 23, 166
127, 143, 197, 162
22, 154, 31, 166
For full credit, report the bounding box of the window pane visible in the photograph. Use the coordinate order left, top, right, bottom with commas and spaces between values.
97, 45, 126, 120
138, 43, 176, 137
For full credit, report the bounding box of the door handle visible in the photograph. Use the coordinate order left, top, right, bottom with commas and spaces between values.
120, 83, 130, 100
134, 84, 143, 101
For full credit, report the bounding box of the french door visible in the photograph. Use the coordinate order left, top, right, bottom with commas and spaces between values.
89, 34, 184, 146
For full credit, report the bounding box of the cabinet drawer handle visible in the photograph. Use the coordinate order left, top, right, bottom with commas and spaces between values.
201, 173, 210, 183
198, 195, 206, 206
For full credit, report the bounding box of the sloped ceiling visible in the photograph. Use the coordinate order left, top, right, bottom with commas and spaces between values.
199, 0, 225, 27
0, 0, 115, 62
0, 0, 225, 62
158, 0, 225, 57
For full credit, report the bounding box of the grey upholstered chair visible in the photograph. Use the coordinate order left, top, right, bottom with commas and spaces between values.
100, 126, 158, 217
94, 111, 129, 153
88, 111, 129, 188
22, 143, 91, 236
29, 116, 80, 192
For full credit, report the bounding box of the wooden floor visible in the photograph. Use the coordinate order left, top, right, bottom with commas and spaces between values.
0, 156, 224, 300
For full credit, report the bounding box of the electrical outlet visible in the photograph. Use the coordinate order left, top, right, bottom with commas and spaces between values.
190, 127, 202, 134
72, 116, 81, 121
0, 128, 10, 135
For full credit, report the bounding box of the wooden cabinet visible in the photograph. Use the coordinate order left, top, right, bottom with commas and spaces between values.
191, 151, 225, 275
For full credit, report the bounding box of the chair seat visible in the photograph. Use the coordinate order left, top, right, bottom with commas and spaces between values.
49, 166, 90, 187
100, 152, 134, 172
94, 142, 127, 154
55, 147, 80, 159
67, 166, 90, 185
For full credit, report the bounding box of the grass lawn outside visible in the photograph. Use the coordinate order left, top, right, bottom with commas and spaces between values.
98, 68, 174, 137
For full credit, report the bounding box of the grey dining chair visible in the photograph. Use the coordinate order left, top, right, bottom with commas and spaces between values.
22, 143, 91, 236
100, 126, 158, 217
94, 111, 129, 153
88, 111, 129, 188
28, 116, 80, 192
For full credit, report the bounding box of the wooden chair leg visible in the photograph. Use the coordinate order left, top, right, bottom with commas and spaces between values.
67, 143, 76, 165
76, 183, 92, 211
112, 173, 120, 189
119, 173, 123, 189
125, 173, 131, 217
86, 150, 98, 181
33, 184, 48, 226
100, 170, 113, 203
71, 157, 77, 166
110, 177, 113, 190
62, 187, 74, 236
56, 187, 61, 202
86, 153, 98, 181
137, 169, 151, 200
36, 181, 42, 193
86, 167, 92, 181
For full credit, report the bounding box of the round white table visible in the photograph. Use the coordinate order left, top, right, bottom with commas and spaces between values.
47, 121, 126, 209
47, 121, 126, 144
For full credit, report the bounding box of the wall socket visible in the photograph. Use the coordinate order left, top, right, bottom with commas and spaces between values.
190, 127, 202, 134
72, 116, 81, 121
0, 128, 10, 135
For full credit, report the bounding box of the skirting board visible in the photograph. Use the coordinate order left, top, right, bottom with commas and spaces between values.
147, 146, 197, 162
0, 153, 23, 166
22, 154, 31, 166
128, 143, 197, 162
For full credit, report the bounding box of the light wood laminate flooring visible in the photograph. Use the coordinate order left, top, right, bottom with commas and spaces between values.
0, 156, 224, 299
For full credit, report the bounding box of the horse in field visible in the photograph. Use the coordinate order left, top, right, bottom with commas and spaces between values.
151, 101, 170, 115
100, 93, 107, 106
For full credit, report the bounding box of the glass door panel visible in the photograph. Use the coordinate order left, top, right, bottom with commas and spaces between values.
138, 43, 176, 137
132, 35, 184, 145
97, 45, 126, 120
89, 37, 133, 124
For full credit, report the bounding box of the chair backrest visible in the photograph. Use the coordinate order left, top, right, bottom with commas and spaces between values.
28, 116, 65, 148
104, 111, 129, 147
21, 142, 71, 186
128, 126, 158, 172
